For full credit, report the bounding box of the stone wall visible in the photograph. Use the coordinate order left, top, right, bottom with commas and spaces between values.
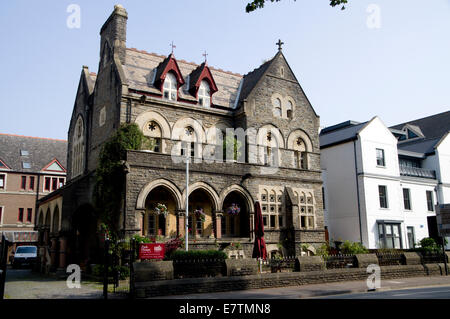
133, 264, 437, 298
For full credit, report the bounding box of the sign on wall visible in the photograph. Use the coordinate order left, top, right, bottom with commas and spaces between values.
436, 204, 450, 237
139, 243, 165, 260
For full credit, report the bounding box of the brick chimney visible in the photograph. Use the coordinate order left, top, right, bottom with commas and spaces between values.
100, 4, 128, 65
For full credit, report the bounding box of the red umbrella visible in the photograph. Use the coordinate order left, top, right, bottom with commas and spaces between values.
252, 201, 267, 260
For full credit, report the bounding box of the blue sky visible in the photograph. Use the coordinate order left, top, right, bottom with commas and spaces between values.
1, 0, 449, 140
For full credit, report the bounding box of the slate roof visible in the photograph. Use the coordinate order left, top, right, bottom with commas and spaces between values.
390, 110, 450, 140
320, 121, 367, 148
123, 48, 243, 108
0, 134, 67, 173
396, 138, 440, 155
239, 55, 276, 102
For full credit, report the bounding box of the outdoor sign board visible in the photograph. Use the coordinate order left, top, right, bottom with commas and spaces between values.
139, 243, 165, 260
436, 204, 450, 237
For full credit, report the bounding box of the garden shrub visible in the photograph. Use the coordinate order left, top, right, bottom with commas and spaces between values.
340, 240, 369, 254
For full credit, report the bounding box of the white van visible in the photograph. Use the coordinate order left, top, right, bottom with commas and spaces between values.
12, 246, 38, 268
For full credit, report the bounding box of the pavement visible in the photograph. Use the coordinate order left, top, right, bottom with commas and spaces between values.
3, 268, 125, 299
4, 267, 450, 299
151, 275, 450, 299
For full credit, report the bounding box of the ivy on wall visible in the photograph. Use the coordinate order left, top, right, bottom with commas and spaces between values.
93, 123, 144, 239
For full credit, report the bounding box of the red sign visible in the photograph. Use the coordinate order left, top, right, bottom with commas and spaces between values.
139, 243, 165, 260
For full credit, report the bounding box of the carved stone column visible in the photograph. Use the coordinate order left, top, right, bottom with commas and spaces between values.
214, 211, 223, 239
135, 209, 145, 236
58, 237, 67, 269
50, 238, 57, 269
176, 210, 185, 237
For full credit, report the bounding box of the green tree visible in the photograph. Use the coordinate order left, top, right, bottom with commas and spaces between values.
93, 123, 144, 240
246, 0, 348, 12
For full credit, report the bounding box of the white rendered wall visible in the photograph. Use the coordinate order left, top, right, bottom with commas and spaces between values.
320, 142, 361, 244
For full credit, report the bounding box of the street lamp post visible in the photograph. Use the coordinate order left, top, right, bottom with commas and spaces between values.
185, 152, 189, 251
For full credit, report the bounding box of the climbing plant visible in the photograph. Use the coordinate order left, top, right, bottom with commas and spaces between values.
93, 123, 144, 240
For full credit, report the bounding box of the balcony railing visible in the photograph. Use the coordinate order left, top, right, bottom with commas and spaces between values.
399, 165, 436, 179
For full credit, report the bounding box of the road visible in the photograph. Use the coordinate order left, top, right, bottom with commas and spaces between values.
316, 286, 450, 299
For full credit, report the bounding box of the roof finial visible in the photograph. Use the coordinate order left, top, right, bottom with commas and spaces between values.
170, 41, 176, 55
202, 50, 208, 63
276, 39, 284, 51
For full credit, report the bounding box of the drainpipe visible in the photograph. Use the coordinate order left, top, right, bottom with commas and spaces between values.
353, 140, 363, 244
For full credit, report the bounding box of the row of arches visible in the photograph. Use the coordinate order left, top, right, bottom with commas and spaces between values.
37, 205, 61, 234
136, 111, 314, 168
136, 111, 313, 150
137, 180, 254, 238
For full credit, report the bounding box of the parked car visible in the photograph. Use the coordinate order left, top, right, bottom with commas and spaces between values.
12, 246, 38, 269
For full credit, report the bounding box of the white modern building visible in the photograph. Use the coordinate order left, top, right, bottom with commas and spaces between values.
320, 111, 450, 250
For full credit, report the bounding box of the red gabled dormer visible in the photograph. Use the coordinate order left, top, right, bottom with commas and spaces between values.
188, 62, 218, 106
42, 158, 66, 173
154, 54, 185, 101
0, 158, 10, 170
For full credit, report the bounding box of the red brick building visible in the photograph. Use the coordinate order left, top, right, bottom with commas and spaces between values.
0, 134, 67, 258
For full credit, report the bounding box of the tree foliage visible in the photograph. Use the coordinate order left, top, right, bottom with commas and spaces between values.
246, 0, 348, 12
93, 123, 144, 239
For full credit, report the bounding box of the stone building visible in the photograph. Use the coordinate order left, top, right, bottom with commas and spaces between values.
45, 5, 324, 268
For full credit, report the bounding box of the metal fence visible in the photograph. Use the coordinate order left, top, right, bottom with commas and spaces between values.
260, 257, 296, 273
323, 254, 356, 269
419, 251, 448, 264
375, 252, 404, 266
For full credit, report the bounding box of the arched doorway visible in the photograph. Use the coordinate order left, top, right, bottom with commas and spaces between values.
222, 191, 250, 238
188, 188, 216, 238
71, 204, 99, 267
144, 186, 178, 238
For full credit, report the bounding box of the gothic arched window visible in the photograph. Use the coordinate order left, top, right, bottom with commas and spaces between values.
198, 80, 211, 107
273, 98, 282, 117
72, 116, 84, 178
144, 121, 162, 153
163, 72, 177, 101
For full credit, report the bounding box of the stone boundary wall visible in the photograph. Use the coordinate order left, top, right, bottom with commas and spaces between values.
133, 263, 446, 298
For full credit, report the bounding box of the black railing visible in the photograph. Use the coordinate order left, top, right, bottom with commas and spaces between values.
419, 251, 448, 264
376, 252, 404, 266
323, 254, 356, 269
261, 257, 297, 273
399, 166, 436, 179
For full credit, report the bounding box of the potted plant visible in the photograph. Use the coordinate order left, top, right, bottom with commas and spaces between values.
154, 203, 168, 217
226, 203, 240, 215
194, 208, 206, 222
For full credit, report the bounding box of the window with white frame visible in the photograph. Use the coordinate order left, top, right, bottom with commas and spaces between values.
403, 188, 411, 210
0, 174, 5, 190
376, 148, 385, 167
378, 185, 388, 208
299, 192, 315, 229
260, 188, 283, 229
163, 72, 177, 101
426, 190, 434, 211
0, 206, 3, 225
198, 80, 211, 107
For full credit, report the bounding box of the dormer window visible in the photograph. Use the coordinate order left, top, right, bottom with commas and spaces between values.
198, 80, 211, 107
163, 72, 177, 101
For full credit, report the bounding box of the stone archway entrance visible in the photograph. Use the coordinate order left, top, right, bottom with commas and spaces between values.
188, 188, 215, 238
144, 186, 178, 238
222, 191, 250, 238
